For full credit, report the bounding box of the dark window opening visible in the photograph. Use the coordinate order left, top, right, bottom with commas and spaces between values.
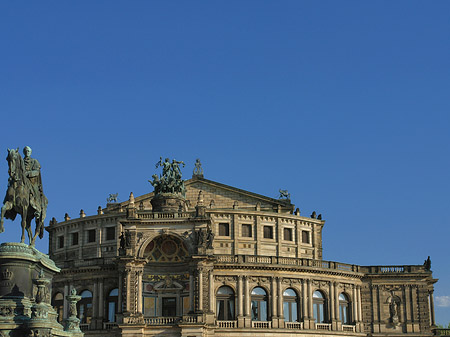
71, 232, 78, 246
87, 229, 96, 243
302, 230, 310, 244
263, 226, 273, 239
242, 224, 252, 238
284, 228, 293, 241
58, 236, 64, 249
218, 223, 230, 237
106, 227, 115, 241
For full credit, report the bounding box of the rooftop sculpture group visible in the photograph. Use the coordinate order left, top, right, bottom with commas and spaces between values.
149, 157, 186, 196
0, 147, 48, 245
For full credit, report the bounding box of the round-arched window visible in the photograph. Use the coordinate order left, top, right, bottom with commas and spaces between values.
251, 287, 268, 321
216, 286, 235, 320
52, 293, 64, 323
339, 293, 350, 324
313, 290, 326, 323
283, 288, 299, 322
78, 290, 93, 324
107, 288, 119, 322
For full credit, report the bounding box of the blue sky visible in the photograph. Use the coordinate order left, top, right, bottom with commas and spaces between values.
1, 1, 449, 324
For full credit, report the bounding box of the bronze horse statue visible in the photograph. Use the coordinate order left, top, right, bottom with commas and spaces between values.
0, 148, 47, 246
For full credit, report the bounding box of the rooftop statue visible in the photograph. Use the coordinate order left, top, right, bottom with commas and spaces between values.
0, 147, 48, 245
193, 158, 204, 178
107, 193, 119, 203
150, 157, 186, 196
279, 189, 290, 200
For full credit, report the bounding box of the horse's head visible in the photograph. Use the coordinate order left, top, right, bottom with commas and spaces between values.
6, 148, 21, 181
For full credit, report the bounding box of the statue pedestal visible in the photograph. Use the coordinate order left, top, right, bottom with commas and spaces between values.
0, 242, 83, 337
151, 193, 186, 212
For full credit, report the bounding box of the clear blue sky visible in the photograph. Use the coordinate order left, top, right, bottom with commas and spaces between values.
1, 1, 449, 324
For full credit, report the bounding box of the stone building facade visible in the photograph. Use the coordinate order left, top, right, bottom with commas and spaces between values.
46, 168, 437, 337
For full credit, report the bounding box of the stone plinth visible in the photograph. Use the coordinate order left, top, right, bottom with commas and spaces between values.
0, 242, 83, 337
151, 193, 186, 212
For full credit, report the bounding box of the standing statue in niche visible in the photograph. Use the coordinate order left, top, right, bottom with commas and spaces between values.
388, 293, 400, 326
0, 147, 48, 245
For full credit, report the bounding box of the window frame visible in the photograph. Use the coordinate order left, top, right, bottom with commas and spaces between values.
216, 286, 235, 321
218, 223, 230, 237
283, 288, 299, 322
283, 227, 293, 241
251, 287, 269, 321
263, 225, 273, 239
87, 229, 96, 243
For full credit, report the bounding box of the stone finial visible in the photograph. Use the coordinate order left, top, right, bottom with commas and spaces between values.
295, 208, 300, 216
64, 213, 70, 221
311, 211, 316, 219
129, 192, 135, 206
139, 201, 144, 210
197, 191, 204, 206
49, 217, 57, 226
317, 213, 322, 220
80, 209, 86, 218
97, 206, 103, 215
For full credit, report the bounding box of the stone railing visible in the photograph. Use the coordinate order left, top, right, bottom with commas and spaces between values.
215, 255, 360, 273
252, 321, 271, 328
316, 323, 331, 330
342, 324, 356, 332
137, 211, 195, 219
144, 316, 181, 325
103, 322, 118, 330
285, 322, 303, 329
217, 320, 237, 328
215, 255, 429, 275
63, 257, 115, 268
79, 323, 90, 331
434, 328, 450, 336
360, 265, 428, 274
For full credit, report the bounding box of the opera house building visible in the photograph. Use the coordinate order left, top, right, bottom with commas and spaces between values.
46, 160, 437, 337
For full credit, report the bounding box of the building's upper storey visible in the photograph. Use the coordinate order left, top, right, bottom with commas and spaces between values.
46, 175, 325, 267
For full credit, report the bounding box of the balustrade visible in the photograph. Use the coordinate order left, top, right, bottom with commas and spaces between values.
144, 317, 180, 325
342, 324, 356, 332
285, 322, 303, 329
316, 323, 331, 330
216, 320, 237, 328
252, 321, 271, 329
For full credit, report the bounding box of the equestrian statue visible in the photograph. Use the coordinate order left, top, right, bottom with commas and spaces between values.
0, 146, 48, 246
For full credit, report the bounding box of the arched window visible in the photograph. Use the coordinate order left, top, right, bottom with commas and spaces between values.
283, 288, 299, 322
52, 293, 64, 323
216, 286, 235, 320
78, 290, 93, 324
107, 288, 119, 322
339, 293, 350, 324
313, 290, 326, 323
251, 287, 268, 321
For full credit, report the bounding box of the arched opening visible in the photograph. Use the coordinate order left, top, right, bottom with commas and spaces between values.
283, 288, 299, 322
107, 288, 119, 322
78, 290, 93, 324
143, 235, 189, 262
52, 292, 64, 323
313, 290, 327, 323
216, 286, 235, 321
251, 287, 268, 321
339, 293, 350, 324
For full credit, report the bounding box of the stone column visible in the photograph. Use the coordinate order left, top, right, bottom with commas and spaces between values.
357, 285, 362, 331
330, 282, 335, 330
405, 286, 412, 332
198, 269, 203, 311
125, 269, 131, 312
271, 277, 277, 318
307, 279, 314, 329
237, 275, 244, 327
334, 283, 341, 330
63, 284, 69, 319
429, 291, 436, 327
244, 276, 251, 327
352, 285, 358, 323
93, 280, 98, 327
302, 280, 308, 327
189, 274, 194, 313
137, 270, 143, 314
118, 272, 123, 314
209, 271, 214, 313
277, 277, 283, 322
99, 279, 104, 326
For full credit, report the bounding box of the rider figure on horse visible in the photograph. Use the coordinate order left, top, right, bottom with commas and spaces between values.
23, 146, 44, 220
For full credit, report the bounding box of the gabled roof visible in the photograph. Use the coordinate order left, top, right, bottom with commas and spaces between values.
107, 176, 294, 213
